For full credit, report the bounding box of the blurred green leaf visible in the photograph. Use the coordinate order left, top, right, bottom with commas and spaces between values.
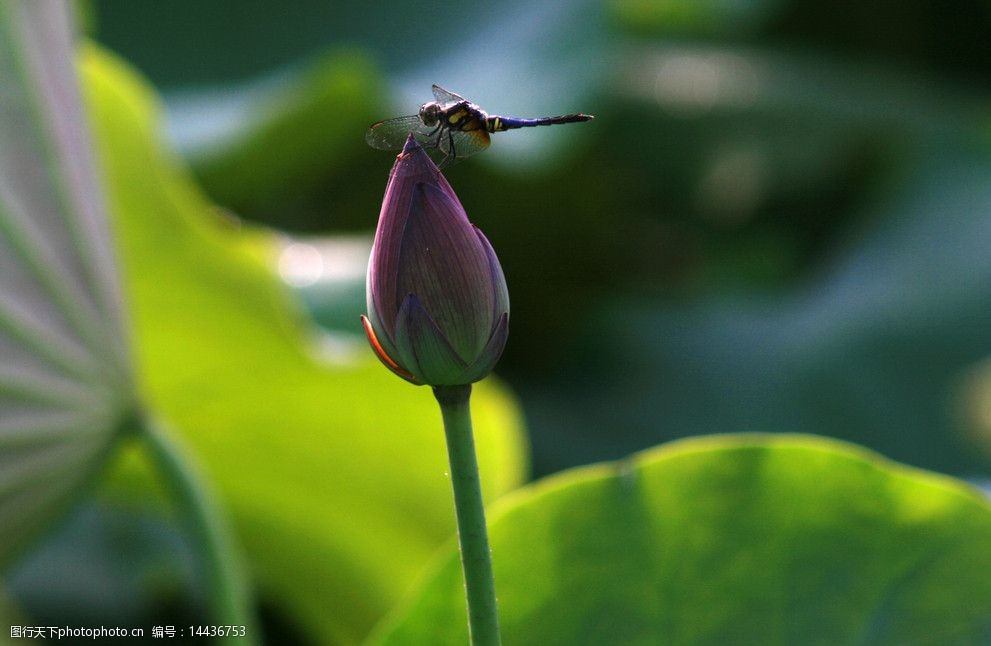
0, 1, 133, 567
611, 0, 783, 37
189, 50, 385, 231
80, 45, 529, 644
373, 434, 991, 645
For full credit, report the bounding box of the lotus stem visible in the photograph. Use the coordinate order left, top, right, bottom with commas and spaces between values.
140, 416, 257, 645
434, 384, 501, 646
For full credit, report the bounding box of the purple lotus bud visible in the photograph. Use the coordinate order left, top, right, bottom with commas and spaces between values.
362, 135, 509, 386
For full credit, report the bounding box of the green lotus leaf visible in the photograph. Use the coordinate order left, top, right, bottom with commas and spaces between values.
373, 434, 991, 645
0, 1, 133, 567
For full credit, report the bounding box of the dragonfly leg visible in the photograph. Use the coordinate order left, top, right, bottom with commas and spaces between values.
447, 128, 457, 164
417, 124, 442, 150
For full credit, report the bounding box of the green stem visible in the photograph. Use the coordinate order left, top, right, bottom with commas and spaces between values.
139, 416, 258, 645
434, 385, 502, 646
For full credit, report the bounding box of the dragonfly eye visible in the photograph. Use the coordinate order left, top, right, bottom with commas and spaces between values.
419, 102, 441, 126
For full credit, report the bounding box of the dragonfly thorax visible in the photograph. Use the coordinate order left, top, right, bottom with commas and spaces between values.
418, 102, 443, 127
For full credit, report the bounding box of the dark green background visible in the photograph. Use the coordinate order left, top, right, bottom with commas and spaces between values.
89, 0, 991, 476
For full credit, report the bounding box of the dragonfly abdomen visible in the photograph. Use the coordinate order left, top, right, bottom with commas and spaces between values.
486, 114, 593, 132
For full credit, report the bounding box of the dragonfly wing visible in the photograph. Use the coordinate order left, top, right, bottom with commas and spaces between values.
439, 128, 491, 161
432, 84, 468, 105
366, 115, 436, 150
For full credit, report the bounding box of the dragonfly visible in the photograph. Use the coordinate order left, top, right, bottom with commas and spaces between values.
366, 85, 593, 165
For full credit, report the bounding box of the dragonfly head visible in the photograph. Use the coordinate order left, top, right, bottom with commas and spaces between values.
418, 101, 442, 127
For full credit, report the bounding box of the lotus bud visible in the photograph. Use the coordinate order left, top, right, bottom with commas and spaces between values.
362, 135, 509, 386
